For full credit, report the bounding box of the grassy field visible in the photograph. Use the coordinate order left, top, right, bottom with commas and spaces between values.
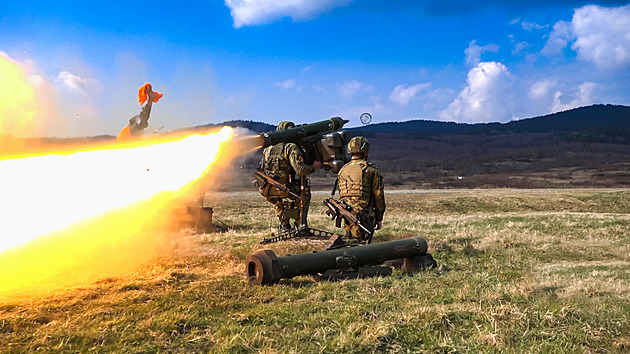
1, 189, 630, 352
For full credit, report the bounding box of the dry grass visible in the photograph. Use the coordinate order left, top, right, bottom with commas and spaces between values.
1, 188, 629, 352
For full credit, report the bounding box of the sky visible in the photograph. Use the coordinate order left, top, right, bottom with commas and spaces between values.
1, 0, 629, 137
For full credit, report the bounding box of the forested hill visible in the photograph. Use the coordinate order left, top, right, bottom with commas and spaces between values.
340, 104, 630, 189
223, 104, 630, 189
215, 104, 629, 137
349, 104, 630, 136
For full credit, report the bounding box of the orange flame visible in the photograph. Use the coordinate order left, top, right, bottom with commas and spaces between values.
0, 127, 233, 299
0, 52, 41, 139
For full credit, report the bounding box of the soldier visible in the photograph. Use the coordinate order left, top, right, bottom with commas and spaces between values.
258, 121, 321, 232
117, 83, 162, 142
337, 136, 385, 243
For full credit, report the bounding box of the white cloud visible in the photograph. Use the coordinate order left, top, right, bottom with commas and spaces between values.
571, 5, 630, 70
439, 61, 513, 123
541, 20, 572, 56
464, 40, 499, 67
388, 83, 431, 106
275, 79, 296, 90
526, 79, 559, 115
338, 80, 373, 99
543, 4, 630, 70
225, 0, 353, 28
550, 81, 598, 112
54, 71, 88, 94
521, 21, 544, 31
528, 79, 557, 101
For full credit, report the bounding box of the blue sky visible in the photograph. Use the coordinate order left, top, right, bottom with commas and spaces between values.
1, 0, 629, 137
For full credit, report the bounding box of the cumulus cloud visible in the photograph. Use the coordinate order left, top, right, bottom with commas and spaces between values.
225, 0, 353, 28
528, 79, 558, 102
543, 4, 630, 70
388, 83, 431, 106
572, 5, 630, 70
526, 79, 560, 115
464, 40, 499, 67
550, 81, 598, 112
338, 80, 373, 99
439, 61, 514, 123
54, 71, 88, 94
275, 79, 296, 90
541, 21, 572, 56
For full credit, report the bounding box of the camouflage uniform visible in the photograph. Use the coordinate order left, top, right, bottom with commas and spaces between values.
337, 137, 385, 242
259, 122, 317, 229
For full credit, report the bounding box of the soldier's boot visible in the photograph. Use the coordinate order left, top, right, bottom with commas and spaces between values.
279, 208, 299, 235
299, 202, 309, 229
278, 224, 292, 236
278, 215, 292, 235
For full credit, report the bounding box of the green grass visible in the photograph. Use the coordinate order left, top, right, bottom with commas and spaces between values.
1, 189, 630, 352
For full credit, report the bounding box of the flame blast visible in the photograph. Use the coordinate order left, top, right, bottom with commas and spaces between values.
0, 127, 233, 299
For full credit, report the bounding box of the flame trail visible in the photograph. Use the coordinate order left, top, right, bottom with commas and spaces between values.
0, 53, 38, 136
0, 127, 233, 299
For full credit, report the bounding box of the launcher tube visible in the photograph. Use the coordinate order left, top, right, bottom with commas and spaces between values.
257, 117, 348, 149
246, 236, 428, 285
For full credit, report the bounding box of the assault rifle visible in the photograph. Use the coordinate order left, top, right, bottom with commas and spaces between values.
323, 198, 373, 244
252, 170, 300, 199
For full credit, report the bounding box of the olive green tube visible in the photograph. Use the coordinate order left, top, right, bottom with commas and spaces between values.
234, 116, 349, 152
258, 117, 348, 148
246, 236, 428, 285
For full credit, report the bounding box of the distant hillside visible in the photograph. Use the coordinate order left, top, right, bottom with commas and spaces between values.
205, 104, 630, 139
231, 104, 630, 190
350, 104, 630, 136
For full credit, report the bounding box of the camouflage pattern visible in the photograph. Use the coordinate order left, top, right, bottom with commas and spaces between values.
347, 136, 370, 154
337, 156, 385, 241
261, 142, 316, 189
260, 141, 316, 227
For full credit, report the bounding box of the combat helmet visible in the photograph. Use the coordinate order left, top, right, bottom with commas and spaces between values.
277, 121, 296, 131
348, 136, 370, 154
